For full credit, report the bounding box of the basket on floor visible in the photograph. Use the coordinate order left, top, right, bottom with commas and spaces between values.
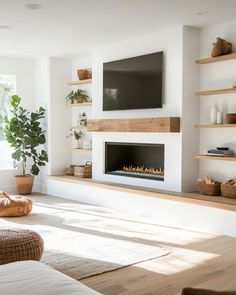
198, 181, 221, 196
74, 161, 92, 178
221, 184, 236, 199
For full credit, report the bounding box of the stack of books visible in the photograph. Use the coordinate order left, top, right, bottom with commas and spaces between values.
207, 147, 234, 157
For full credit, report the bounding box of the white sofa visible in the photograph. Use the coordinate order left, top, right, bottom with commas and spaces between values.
0, 260, 102, 295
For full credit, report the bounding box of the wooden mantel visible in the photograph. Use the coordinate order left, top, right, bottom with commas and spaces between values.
87, 117, 180, 132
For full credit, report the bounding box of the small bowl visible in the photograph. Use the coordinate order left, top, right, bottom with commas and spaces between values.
226, 113, 236, 124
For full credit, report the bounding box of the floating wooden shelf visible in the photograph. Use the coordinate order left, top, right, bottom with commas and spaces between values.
87, 117, 181, 133
71, 125, 87, 129
196, 88, 236, 96
195, 154, 236, 161
67, 102, 92, 107
195, 52, 236, 64
73, 148, 92, 151
195, 124, 236, 128
67, 79, 92, 85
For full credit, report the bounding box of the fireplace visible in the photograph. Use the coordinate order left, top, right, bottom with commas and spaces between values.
105, 142, 164, 181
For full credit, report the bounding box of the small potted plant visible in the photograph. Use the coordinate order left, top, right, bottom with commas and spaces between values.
66, 89, 90, 104
67, 129, 84, 148
3, 95, 48, 195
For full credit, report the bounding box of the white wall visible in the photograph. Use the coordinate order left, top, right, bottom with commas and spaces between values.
182, 27, 200, 191
91, 26, 199, 192
199, 20, 236, 181
0, 57, 34, 193
47, 58, 72, 175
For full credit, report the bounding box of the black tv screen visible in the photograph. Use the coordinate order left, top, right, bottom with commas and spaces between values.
103, 51, 163, 111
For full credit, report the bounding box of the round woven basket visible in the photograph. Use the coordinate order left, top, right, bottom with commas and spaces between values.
221, 184, 236, 199
0, 228, 44, 265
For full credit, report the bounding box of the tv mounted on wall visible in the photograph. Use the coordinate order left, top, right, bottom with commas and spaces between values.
103, 51, 163, 111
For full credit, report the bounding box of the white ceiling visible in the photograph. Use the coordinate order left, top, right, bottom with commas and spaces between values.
0, 0, 236, 58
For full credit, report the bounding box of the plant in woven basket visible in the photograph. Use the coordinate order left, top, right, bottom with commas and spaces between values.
66, 89, 90, 104
3, 95, 48, 194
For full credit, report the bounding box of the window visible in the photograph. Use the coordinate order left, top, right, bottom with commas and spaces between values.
0, 75, 16, 169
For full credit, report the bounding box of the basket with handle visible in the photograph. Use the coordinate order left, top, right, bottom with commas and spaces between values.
74, 161, 92, 178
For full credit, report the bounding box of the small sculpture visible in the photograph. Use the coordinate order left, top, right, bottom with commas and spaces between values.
211, 37, 232, 57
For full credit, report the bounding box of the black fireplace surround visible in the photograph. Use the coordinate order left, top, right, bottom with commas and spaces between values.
105, 142, 164, 181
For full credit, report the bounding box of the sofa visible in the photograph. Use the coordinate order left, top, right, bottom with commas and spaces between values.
0, 260, 102, 295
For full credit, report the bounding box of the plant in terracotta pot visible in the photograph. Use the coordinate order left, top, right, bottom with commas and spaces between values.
3, 95, 48, 195
66, 89, 90, 104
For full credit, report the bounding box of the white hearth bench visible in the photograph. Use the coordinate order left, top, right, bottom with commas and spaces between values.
47, 176, 236, 238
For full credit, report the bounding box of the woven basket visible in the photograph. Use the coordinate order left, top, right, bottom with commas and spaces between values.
198, 181, 221, 196
65, 165, 76, 176
221, 184, 236, 199
77, 69, 89, 80
74, 161, 92, 178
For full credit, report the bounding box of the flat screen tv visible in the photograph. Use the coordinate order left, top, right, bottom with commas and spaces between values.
103, 51, 163, 111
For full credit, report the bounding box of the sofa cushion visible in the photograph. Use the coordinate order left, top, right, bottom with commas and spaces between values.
0, 260, 102, 295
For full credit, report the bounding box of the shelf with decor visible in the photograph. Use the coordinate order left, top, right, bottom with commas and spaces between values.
67, 79, 92, 86
195, 154, 236, 161
196, 88, 236, 96
195, 124, 236, 128
67, 102, 92, 107
195, 52, 236, 64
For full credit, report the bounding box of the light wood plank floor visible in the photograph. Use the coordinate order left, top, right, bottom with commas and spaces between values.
82, 226, 236, 295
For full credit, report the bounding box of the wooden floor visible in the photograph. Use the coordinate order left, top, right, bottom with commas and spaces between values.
81, 226, 236, 295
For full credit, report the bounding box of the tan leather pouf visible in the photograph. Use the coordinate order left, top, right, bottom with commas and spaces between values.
0, 192, 32, 217
0, 229, 44, 265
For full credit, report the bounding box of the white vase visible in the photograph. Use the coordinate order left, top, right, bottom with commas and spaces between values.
210, 107, 217, 124
216, 111, 223, 124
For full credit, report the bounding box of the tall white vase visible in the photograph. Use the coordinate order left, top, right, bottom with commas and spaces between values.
210, 107, 217, 124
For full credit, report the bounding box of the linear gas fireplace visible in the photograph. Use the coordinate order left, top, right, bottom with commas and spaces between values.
105, 142, 164, 181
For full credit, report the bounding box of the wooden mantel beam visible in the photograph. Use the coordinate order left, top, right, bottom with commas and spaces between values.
87, 117, 180, 133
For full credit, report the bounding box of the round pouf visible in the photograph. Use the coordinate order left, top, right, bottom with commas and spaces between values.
0, 229, 44, 265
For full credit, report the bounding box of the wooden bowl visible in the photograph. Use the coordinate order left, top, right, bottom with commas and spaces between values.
226, 113, 236, 124
77, 69, 89, 80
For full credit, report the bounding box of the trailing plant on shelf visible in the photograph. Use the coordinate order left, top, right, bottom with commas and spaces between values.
66, 89, 90, 104
3, 95, 48, 194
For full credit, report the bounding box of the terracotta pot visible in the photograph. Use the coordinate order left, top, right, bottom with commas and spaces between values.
76, 96, 83, 103
15, 175, 34, 195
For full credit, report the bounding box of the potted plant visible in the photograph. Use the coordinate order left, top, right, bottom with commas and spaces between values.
3, 95, 48, 195
66, 89, 90, 104
67, 129, 84, 148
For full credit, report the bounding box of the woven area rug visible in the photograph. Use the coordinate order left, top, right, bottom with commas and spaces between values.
1, 195, 169, 280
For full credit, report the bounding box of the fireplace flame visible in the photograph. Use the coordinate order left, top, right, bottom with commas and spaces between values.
122, 165, 164, 176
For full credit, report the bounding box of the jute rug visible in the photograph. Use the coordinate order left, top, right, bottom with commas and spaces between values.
1, 195, 169, 280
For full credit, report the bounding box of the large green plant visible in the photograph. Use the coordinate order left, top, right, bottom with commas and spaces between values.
4, 95, 48, 176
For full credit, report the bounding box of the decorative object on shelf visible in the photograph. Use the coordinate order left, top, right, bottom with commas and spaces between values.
66, 89, 90, 104
216, 111, 223, 124
207, 147, 234, 157
198, 176, 221, 196
226, 113, 236, 124
221, 179, 236, 199
78, 112, 87, 126
74, 161, 92, 178
82, 138, 92, 150
67, 129, 84, 148
211, 37, 232, 57
210, 106, 217, 124
4, 95, 48, 195
77, 69, 91, 80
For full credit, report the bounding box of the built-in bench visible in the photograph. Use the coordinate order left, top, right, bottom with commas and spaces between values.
47, 176, 236, 237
